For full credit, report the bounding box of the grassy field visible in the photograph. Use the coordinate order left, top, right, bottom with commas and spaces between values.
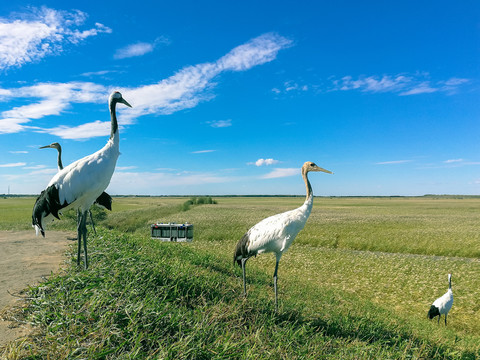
1, 196, 480, 358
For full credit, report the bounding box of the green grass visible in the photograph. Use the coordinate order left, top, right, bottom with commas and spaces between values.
2, 196, 480, 358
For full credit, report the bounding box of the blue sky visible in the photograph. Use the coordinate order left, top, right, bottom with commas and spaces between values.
0, 1, 479, 196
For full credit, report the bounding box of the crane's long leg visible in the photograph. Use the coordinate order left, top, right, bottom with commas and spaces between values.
76, 212, 82, 266
241, 258, 247, 297
273, 259, 280, 313
82, 210, 89, 269
89, 210, 97, 235
445, 314, 447, 326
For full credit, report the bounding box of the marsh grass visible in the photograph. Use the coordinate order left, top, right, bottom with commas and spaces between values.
2, 196, 480, 358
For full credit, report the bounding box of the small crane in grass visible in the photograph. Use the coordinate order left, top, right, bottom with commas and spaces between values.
233, 161, 332, 311
428, 273, 453, 325
39, 142, 113, 234
32, 91, 131, 268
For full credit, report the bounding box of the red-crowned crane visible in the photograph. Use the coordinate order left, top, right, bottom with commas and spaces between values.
428, 273, 453, 325
39, 142, 113, 234
32, 91, 131, 269
234, 161, 332, 311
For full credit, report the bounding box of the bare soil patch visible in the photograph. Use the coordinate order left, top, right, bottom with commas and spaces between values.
0, 230, 72, 348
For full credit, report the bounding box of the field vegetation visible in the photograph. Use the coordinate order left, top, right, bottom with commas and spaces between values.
1, 196, 480, 358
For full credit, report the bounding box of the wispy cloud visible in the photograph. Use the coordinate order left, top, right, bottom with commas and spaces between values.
191, 150, 216, 154
0, 32, 292, 139
114, 36, 170, 59
0, 82, 107, 135
114, 42, 154, 59
331, 74, 469, 96
116, 166, 138, 171
262, 167, 298, 179
272, 80, 308, 94
37, 120, 113, 140
250, 158, 280, 166
0, 162, 26, 168
376, 160, 412, 165
109, 170, 233, 194
444, 159, 464, 164
207, 119, 232, 128
9, 150, 28, 154
0, 6, 111, 71
22, 164, 47, 170
80, 70, 120, 77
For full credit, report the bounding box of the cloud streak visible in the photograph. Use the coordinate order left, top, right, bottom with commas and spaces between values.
262, 167, 298, 179
376, 160, 412, 165
331, 74, 469, 96
0, 162, 26, 168
207, 119, 232, 128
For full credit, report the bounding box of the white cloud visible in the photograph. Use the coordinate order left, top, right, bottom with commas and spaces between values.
9, 150, 28, 154
332, 74, 469, 96
114, 36, 170, 60
0, 82, 107, 134
38, 120, 113, 140
114, 42, 154, 59
262, 167, 298, 179
108, 170, 233, 194
116, 166, 138, 171
0, 162, 26, 168
253, 158, 280, 166
376, 160, 412, 165
274, 80, 309, 94
0, 33, 291, 138
191, 150, 215, 154
22, 164, 47, 169
80, 70, 119, 77
0, 6, 111, 71
207, 119, 232, 128
444, 159, 464, 163
217, 33, 292, 71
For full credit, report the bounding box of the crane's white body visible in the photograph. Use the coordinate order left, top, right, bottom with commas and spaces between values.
35, 133, 119, 234
234, 161, 332, 311
433, 288, 453, 315
50, 134, 118, 211
428, 273, 453, 325
244, 195, 313, 259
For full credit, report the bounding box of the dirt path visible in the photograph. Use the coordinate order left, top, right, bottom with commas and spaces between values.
0, 230, 72, 348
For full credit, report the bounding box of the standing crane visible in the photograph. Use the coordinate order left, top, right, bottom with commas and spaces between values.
428, 273, 453, 325
233, 161, 332, 311
32, 91, 131, 269
39, 142, 113, 234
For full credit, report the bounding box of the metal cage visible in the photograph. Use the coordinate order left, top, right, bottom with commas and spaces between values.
151, 222, 193, 242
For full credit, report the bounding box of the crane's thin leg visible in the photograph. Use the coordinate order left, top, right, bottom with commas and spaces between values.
76, 212, 82, 265
82, 210, 88, 269
89, 210, 97, 235
445, 314, 447, 326
241, 258, 247, 297
437, 316, 440, 325
273, 259, 280, 313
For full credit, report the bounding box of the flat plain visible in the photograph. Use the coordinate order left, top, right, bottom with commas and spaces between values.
1, 196, 479, 359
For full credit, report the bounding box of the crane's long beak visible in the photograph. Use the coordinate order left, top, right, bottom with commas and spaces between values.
315, 166, 333, 174
121, 98, 132, 108
39, 145, 52, 149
